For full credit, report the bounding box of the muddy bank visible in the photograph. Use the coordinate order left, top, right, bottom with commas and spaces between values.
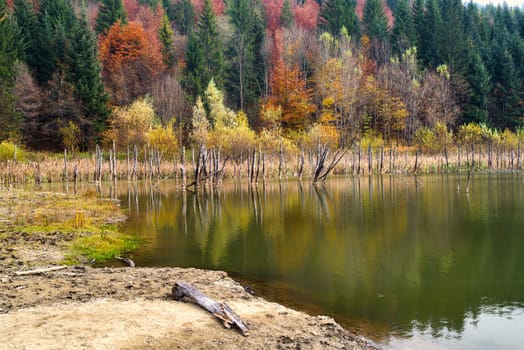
0, 188, 379, 349
0, 266, 378, 350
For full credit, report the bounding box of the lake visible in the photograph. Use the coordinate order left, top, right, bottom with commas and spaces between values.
119, 173, 524, 349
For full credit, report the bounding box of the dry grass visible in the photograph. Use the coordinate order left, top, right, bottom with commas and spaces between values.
0, 145, 521, 187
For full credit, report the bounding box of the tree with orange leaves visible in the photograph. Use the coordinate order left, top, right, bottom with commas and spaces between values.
99, 20, 165, 105
268, 60, 316, 132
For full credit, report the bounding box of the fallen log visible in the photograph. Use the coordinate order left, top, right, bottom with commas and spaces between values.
116, 256, 136, 267
14, 265, 67, 276
172, 282, 249, 336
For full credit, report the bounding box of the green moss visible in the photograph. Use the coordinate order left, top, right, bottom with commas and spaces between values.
1, 189, 140, 265
66, 230, 142, 263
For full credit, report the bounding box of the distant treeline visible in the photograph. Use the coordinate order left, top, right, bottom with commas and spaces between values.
0, 0, 523, 152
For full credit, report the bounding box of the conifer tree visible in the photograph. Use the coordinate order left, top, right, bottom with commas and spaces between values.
13, 0, 37, 65
172, 0, 195, 34
0, 0, 17, 84
319, 0, 360, 39
184, 0, 224, 98
390, 0, 416, 56
158, 13, 175, 68
280, 0, 294, 28
363, 0, 389, 42
184, 32, 205, 97
488, 27, 522, 128
67, 5, 110, 143
0, 0, 20, 139
418, 0, 442, 66
437, 0, 466, 72
226, 0, 266, 113
96, 0, 127, 34
32, 0, 76, 84
463, 42, 491, 124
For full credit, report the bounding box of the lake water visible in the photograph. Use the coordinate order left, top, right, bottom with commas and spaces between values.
119, 173, 524, 349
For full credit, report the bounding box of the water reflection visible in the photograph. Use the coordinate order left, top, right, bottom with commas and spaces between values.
120, 174, 524, 349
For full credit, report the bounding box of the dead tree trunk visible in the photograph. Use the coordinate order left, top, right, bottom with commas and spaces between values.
313, 145, 348, 184
172, 282, 249, 336
180, 147, 187, 188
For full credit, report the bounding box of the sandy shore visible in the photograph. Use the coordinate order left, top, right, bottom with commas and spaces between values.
0, 266, 378, 350
0, 188, 378, 349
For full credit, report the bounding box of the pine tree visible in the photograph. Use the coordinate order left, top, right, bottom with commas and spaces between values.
184, 0, 224, 98
95, 0, 127, 34
319, 0, 360, 39
418, 0, 442, 66
463, 42, 491, 124
13, 0, 37, 64
488, 32, 522, 128
226, 0, 266, 114
363, 0, 389, 42
32, 0, 76, 84
67, 5, 110, 144
437, 0, 466, 73
184, 32, 206, 97
158, 13, 175, 68
0, 0, 20, 139
172, 0, 195, 35
0, 0, 17, 84
390, 0, 416, 56
280, 0, 293, 28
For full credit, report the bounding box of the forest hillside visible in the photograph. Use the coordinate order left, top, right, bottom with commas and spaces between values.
1, 0, 523, 153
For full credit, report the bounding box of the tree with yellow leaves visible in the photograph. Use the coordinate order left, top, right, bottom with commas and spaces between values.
105, 97, 156, 148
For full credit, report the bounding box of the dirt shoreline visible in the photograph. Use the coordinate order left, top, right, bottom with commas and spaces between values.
0, 265, 379, 350
0, 188, 379, 349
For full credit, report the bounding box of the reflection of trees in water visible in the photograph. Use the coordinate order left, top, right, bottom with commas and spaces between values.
121, 175, 524, 336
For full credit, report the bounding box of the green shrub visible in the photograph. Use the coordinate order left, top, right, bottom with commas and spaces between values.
0, 141, 26, 161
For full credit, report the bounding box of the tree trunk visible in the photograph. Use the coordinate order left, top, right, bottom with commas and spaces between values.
172, 282, 249, 336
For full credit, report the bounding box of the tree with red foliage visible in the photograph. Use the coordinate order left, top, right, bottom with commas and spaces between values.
262, 0, 284, 33
99, 20, 165, 105
191, 0, 225, 16
293, 0, 320, 31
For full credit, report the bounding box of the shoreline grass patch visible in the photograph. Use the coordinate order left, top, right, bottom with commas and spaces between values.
0, 189, 140, 266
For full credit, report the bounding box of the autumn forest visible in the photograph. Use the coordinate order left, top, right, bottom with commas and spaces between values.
1, 0, 524, 159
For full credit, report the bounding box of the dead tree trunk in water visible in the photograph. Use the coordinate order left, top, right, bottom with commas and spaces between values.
298, 148, 305, 180
180, 147, 186, 188
313, 145, 349, 184
172, 282, 249, 336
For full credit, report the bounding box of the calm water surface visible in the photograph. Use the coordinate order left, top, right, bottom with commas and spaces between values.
119, 173, 524, 349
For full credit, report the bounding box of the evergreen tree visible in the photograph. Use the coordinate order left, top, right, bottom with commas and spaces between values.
412, 0, 424, 40
95, 0, 127, 34
226, 0, 266, 114
0, 0, 20, 139
363, 0, 389, 42
390, 0, 416, 56
67, 5, 110, 144
418, 0, 442, 66
437, 0, 466, 73
280, 0, 294, 28
13, 0, 37, 65
363, 0, 390, 64
463, 42, 491, 124
184, 32, 206, 97
172, 0, 195, 35
184, 0, 224, 98
488, 34, 522, 128
319, 0, 360, 39
31, 1, 70, 84
0, 0, 17, 84
158, 13, 175, 68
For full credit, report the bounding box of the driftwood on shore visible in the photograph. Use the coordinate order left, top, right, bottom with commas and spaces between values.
172, 282, 249, 336
14, 265, 67, 276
